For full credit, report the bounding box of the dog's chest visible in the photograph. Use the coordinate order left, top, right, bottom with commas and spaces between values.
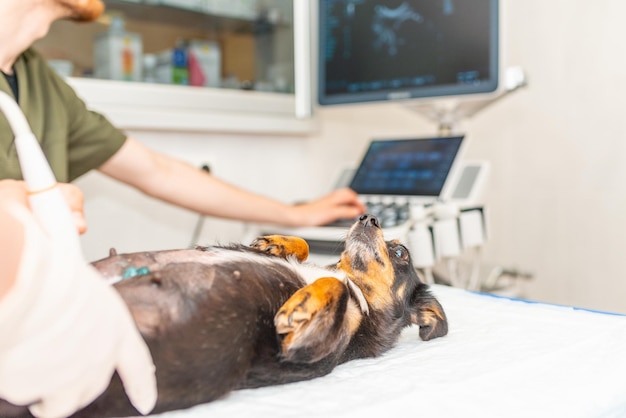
206, 248, 346, 285
290, 262, 346, 284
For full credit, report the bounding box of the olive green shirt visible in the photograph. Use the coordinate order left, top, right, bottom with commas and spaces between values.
0, 48, 127, 182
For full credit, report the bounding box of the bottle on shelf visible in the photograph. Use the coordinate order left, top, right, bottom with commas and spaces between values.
172, 39, 190, 85
93, 15, 143, 82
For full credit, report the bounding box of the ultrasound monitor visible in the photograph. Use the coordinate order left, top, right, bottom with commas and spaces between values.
349, 135, 464, 200
318, 0, 499, 106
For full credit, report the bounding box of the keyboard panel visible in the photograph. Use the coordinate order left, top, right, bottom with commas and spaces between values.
324, 201, 411, 229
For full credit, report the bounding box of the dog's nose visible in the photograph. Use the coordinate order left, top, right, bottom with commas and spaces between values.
359, 214, 380, 228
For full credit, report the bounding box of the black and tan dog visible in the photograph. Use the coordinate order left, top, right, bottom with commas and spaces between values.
0, 214, 448, 417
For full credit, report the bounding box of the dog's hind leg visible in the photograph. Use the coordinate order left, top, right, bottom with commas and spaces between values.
274, 277, 359, 363
249, 235, 309, 262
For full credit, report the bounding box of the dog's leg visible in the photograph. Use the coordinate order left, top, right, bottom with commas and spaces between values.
274, 277, 358, 364
250, 235, 309, 262
410, 289, 449, 341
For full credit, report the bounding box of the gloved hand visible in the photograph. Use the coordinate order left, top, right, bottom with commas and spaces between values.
0, 202, 157, 418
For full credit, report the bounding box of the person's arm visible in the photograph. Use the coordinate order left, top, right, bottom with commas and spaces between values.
0, 180, 156, 418
0, 180, 87, 234
0, 181, 28, 299
0, 205, 24, 299
0, 179, 86, 299
98, 137, 367, 227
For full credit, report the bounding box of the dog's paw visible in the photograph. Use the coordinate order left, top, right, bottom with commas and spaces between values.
250, 235, 309, 262
410, 290, 449, 341
274, 277, 349, 363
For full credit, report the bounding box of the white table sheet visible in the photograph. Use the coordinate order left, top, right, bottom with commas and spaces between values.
137, 285, 626, 418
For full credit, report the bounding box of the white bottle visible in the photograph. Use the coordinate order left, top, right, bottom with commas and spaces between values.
94, 16, 143, 81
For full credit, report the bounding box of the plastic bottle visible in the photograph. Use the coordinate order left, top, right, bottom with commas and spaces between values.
142, 53, 157, 83
172, 40, 189, 85
94, 15, 143, 82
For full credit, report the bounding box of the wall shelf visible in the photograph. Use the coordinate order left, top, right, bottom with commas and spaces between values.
68, 77, 317, 135
104, 0, 263, 33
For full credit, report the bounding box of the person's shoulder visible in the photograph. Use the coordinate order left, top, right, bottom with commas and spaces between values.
20, 48, 79, 100
20, 48, 46, 64
19, 48, 58, 79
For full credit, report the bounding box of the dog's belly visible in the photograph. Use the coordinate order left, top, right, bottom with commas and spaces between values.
0, 248, 346, 418
73, 248, 321, 417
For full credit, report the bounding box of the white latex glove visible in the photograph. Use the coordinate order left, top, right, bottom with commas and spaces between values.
0, 202, 157, 418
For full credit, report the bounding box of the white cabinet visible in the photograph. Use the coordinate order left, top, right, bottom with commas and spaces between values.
35, 0, 315, 134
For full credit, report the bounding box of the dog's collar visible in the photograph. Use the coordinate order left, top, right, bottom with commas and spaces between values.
344, 278, 369, 316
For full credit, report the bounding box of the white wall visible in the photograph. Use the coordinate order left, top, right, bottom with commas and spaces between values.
77, 0, 626, 314
467, 0, 626, 313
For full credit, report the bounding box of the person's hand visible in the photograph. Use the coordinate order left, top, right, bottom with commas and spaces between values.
0, 180, 87, 234
0, 179, 29, 206
0, 203, 157, 418
288, 188, 367, 227
57, 181, 87, 234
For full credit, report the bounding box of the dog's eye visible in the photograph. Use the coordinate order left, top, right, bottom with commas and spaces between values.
393, 246, 409, 260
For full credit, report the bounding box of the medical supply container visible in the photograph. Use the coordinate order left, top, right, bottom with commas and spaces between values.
94, 16, 143, 82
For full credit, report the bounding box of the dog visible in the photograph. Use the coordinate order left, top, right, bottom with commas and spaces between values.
0, 214, 448, 417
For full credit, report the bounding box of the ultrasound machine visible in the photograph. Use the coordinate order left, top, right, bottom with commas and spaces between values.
247, 0, 505, 269
248, 135, 488, 266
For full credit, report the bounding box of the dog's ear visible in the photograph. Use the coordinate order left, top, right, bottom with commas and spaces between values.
409, 286, 448, 341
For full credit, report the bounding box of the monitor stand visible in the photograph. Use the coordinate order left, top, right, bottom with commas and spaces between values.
405, 66, 527, 136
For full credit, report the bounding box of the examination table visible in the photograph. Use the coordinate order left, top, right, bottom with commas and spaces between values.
139, 284, 626, 418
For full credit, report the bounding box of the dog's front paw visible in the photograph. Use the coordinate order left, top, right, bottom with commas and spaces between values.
274, 277, 349, 363
250, 235, 309, 262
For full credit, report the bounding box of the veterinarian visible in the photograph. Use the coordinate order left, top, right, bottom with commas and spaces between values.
0, 179, 157, 418
0, 0, 366, 229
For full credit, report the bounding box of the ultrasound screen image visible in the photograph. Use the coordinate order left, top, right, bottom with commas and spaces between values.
319, 0, 498, 104
349, 136, 463, 196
